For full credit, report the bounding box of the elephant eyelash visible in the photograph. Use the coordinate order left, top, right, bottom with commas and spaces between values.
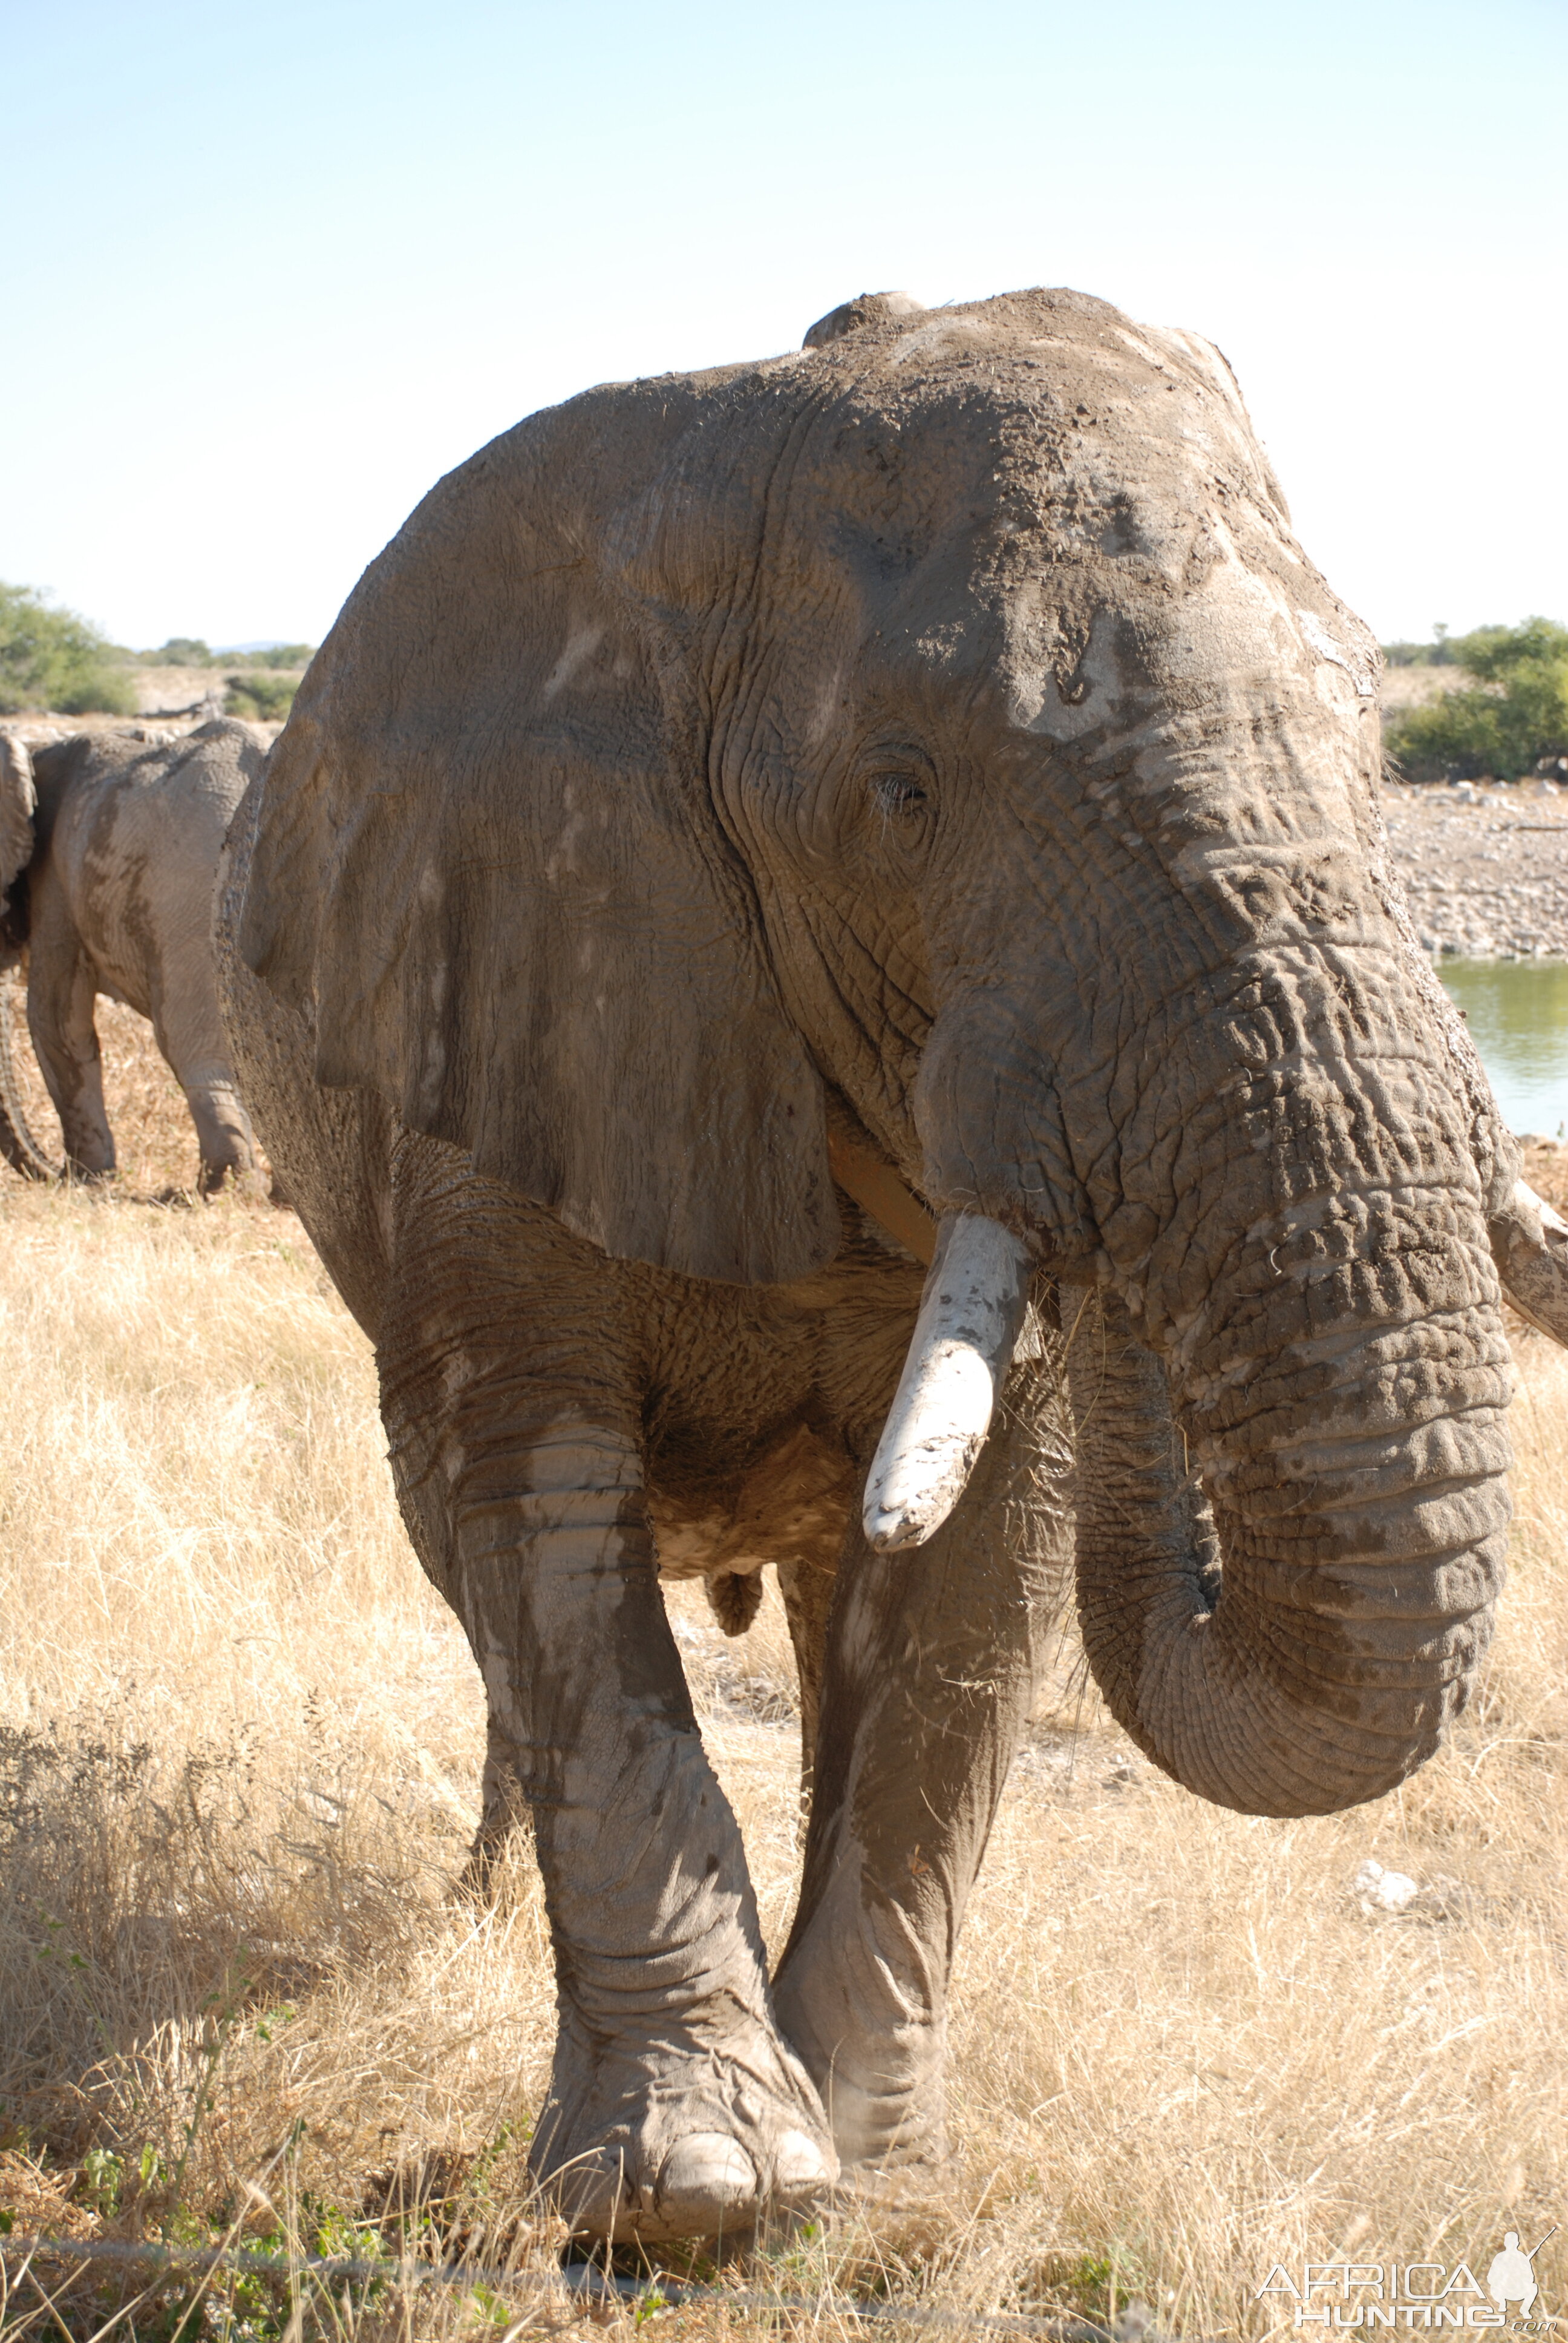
869, 773, 930, 821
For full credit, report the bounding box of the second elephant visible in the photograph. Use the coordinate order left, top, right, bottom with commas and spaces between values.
0, 719, 264, 1192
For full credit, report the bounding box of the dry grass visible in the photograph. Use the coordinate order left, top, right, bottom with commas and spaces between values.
0, 1019, 1565, 2339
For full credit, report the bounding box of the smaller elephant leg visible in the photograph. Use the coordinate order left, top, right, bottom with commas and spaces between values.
27, 937, 113, 1178
776, 1556, 837, 1801
0, 969, 58, 1179
390, 1466, 523, 1894
153, 975, 261, 1195
181, 1076, 261, 1197
469, 1711, 531, 1887
773, 1365, 1073, 2174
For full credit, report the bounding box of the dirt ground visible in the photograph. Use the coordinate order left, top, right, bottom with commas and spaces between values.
1382, 779, 1568, 957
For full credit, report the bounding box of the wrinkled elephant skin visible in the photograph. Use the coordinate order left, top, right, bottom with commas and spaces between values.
1, 721, 264, 1191
218, 287, 1563, 2241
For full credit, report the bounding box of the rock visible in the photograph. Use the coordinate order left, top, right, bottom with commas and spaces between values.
1112, 2303, 1158, 2343
1352, 1858, 1420, 1912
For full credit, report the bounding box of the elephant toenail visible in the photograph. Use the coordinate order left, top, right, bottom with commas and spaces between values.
656, 2133, 757, 2216
773, 2129, 833, 2193
544, 2146, 627, 2235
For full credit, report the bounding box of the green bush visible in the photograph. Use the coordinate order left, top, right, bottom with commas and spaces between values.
226, 643, 313, 672
0, 582, 137, 716
136, 640, 314, 673
224, 673, 298, 721
1382, 624, 1461, 668
1385, 616, 1568, 782
137, 636, 214, 667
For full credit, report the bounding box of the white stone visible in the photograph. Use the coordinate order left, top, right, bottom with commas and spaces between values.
1352, 1858, 1420, 1911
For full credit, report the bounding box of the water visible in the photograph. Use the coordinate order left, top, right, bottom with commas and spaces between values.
1437, 960, 1568, 1140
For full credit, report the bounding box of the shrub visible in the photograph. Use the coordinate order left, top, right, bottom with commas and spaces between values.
1385, 616, 1568, 781
0, 583, 137, 716
224, 673, 297, 721
135, 640, 315, 673
1382, 624, 1461, 668
136, 636, 214, 667
225, 643, 314, 672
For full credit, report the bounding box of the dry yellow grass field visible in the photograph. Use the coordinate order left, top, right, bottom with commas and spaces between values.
0, 1014, 1564, 2339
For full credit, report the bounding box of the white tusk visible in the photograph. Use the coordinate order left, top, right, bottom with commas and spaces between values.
862, 1213, 1035, 1552
1489, 1176, 1568, 1348
1518, 1177, 1568, 1242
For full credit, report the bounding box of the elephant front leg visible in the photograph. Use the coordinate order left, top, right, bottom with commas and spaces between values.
182, 1076, 261, 1197
152, 974, 263, 1196
26, 923, 114, 1176
772, 1366, 1072, 2172
442, 1417, 835, 2240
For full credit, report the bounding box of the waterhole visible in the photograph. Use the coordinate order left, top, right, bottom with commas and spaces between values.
1439, 959, 1568, 1139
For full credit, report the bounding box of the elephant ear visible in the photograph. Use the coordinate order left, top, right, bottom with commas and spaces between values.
1, 733, 36, 902
240, 385, 840, 1286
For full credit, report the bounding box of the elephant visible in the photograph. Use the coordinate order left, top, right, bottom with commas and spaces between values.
218, 284, 1568, 2246
0, 719, 264, 1193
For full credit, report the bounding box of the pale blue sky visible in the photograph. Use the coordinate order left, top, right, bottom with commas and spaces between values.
5, 0, 1564, 650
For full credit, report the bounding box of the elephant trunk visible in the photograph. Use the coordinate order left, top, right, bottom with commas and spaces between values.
1068, 1234, 1513, 1816
895, 914, 1525, 1815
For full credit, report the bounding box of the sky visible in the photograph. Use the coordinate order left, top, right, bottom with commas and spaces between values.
4, 0, 1564, 653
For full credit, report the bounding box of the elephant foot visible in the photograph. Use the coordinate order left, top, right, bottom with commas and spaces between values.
773, 1925, 949, 2173
530, 2008, 837, 2243
802, 2063, 947, 2177
198, 1158, 266, 1201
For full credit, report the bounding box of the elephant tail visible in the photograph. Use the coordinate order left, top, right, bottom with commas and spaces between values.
0, 968, 59, 1181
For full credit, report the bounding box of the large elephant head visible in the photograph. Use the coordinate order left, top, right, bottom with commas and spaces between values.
243, 286, 1568, 1821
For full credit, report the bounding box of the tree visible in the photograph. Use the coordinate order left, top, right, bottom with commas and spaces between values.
1385, 617, 1568, 781
0, 582, 136, 716
1382, 623, 1459, 668
139, 636, 214, 667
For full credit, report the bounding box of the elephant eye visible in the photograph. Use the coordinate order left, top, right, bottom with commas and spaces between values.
869, 772, 929, 821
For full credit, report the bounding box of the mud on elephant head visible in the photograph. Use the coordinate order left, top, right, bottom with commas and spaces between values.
243, 287, 1568, 1829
